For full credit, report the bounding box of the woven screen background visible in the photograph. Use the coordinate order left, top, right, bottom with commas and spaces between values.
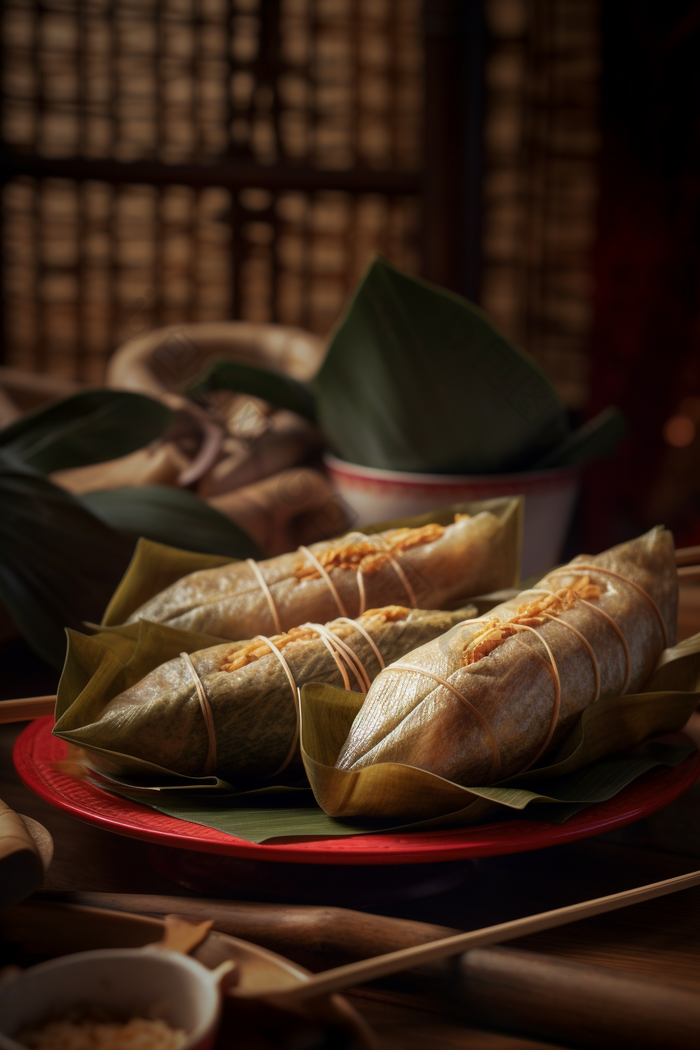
2, 0, 423, 381
2, 0, 599, 411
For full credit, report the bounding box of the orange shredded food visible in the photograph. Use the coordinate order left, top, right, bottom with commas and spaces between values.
294, 516, 467, 582
218, 606, 410, 672
462, 577, 602, 666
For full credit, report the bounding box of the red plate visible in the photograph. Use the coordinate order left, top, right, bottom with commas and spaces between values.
14, 718, 700, 867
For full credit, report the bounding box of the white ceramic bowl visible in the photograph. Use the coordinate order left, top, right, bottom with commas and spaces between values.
0, 948, 222, 1050
324, 453, 580, 579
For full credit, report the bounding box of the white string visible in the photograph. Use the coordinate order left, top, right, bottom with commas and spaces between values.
298, 545, 348, 616
528, 584, 632, 693
246, 558, 282, 634
334, 616, 385, 670
254, 634, 301, 779
384, 554, 418, 608
356, 566, 367, 615
258, 619, 377, 778
354, 550, 418, 614
304, 622, 370, 693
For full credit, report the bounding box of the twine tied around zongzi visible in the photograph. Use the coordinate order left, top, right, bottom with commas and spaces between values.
355, 550, 418, 615
546, 564, 669, 647
246, 558, 282, 634
378, 565, 668, 782
256, 621, 383, 779
245, 541, 419, 638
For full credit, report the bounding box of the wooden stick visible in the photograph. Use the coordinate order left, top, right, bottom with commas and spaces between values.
676, 545, 700, 566
677, 565, 700, 584
251, 867, 700, 1003
25, 894, 700, 1050
0, 696, 55, 725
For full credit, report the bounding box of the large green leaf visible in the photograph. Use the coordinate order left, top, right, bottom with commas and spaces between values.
0, 391, 174, 474
189, 360, 316, 422
80, 486, 262, 560
531, 407, 627, 470
314, 256, 570, 473
83, 742, 694, 843
0, 454, 136, 666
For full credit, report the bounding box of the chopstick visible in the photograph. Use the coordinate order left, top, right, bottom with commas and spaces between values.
0, 696, 56, 725
17, 897, 700, 1050
256, 867, 700, 1003
675, 545, 700, 567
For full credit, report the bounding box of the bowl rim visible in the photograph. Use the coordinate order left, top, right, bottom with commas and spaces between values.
0, 947, 219, 1050
323, 452, 580, 487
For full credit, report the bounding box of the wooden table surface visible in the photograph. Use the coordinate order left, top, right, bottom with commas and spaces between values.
2, 589, 700, 1049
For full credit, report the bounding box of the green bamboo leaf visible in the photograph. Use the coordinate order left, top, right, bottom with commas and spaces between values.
189, 360, 316, 422
100, 539, 235, 629
94, 783, 359, 843
0, 455, 136, 666
88, 742, 693, 843
314, 256, 570, 473
531, 407, 627, 470
0, 391, 174, 474
80, 486, 262, 560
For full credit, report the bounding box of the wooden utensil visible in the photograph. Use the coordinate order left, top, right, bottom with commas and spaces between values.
0, 696, 55, 725
24, 892, 700, 1050
226, 867, 700, 1002
675, 545, 700, 567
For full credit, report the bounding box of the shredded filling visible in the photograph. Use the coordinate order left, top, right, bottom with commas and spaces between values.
219, 605, 409, 673
462, 577, 602, 666
245, 514, 469, 631
293, 521, 456, 580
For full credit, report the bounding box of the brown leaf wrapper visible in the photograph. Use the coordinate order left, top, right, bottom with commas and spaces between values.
300, 641, 700, 825
53, 606, 476, 785
297, 528, 698, 822
101, 496, 522, 639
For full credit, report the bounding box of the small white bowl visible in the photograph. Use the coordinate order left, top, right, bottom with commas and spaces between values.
324, 453, 580, 578
0, 948, 222, 1050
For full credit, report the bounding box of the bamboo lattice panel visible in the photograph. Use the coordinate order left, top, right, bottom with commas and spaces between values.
1, 0, 600, 412
481, 0, 600, 409
1, 0, 423, 381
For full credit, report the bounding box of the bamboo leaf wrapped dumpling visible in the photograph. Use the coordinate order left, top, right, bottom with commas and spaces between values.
121, 504, 520, 639
55, 605, 474, 783
335, 528, 677, 786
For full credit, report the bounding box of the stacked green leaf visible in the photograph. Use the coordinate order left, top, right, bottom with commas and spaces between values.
192, 256, 625, 475
0, 390, 260, 666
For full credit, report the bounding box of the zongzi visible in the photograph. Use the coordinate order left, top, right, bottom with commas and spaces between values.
122, 507, 519, 639
335, 527, 677, 786
55, 605, 475, 783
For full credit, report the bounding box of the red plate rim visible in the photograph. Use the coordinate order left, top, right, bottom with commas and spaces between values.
14, 718, 700, 867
